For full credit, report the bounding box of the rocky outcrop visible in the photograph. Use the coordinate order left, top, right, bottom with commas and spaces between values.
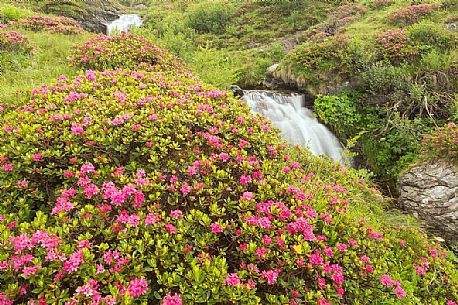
399, 159, 458, 244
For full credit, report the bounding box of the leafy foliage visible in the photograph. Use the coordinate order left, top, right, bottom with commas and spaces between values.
421, 122, 458, 161
186, 0, 233, 34
314, 93, 362, 140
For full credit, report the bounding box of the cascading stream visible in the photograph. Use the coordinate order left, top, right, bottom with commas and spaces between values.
243, 91, 346, 163
106, 14, 143, 35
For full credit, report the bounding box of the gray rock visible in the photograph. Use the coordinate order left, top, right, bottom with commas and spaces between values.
445, 23, 457, 31
399, 159, 458, 244
230, 85, 244, 98
133, 4, 148, 11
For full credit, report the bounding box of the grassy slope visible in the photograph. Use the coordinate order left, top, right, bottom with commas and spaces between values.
0, 1, 92, 99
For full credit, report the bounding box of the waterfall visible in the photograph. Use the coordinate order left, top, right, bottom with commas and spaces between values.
243, 91, 346, 163
106, 14, 143, 35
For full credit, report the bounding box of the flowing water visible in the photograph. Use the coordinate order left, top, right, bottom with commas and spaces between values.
106, 14, 143, 35
243, 91, 346, 163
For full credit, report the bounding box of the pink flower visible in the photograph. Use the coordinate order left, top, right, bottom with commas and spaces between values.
415, 264, 426, 276
71, 123, 84, 135
224, 273, 241, 286
239, 175, 252, 185
241, 191, 254, 201
2, 163, 13, 171
395, 286, 406, 298
260, 269, 280, 284
128, 278, 148, 298
165, 223, 177, 234
83, 183, 99, 198
170, 210, 183, 219
161, 293, 182, 305
256, 246, 268, 260
32, 153, 42, 161
22, 264, 41, 276
309, 251, 323, 265
210, 223, 223, 233
360, 255, 370, 263
336, 243, 347, 252
380, 274, 393, 288
219, 152, 229, 161
180, 183, 192, 195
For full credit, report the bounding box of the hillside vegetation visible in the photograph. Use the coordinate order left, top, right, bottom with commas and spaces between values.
0, 1, 457, 304
134, 0, 458, 191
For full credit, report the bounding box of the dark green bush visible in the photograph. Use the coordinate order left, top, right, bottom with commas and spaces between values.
407, 21, 456, 51
186, 1, 233, 34
314, 93, 362, 140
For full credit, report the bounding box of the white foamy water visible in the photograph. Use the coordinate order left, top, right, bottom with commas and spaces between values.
106, 14, 143, 35
243, 91, 346, 163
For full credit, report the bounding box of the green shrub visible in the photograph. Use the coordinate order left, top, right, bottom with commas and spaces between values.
0, 4, 32, 22
72, 33, 182, 71
0, 34, 457, 305
186, 0, 233, 34
360, 61, 408, 95
407, 21, 456, 51
421, 122, 458, 161
376, 28, 417, 62
314, 93, 362, 140
190, 44, 239, 88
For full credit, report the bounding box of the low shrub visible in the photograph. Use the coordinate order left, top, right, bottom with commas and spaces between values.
0, 4, 32, 23
0, 31, 32, 54
0, 46, 457, 304
18, 15, 83, 35
287, 34, 349, 78
407, 21, 456, 51
388, 4, 434, 26
421, 122, 458, 161
314, 93, 362, 140
366, 0, 394, 9
186, 0, 233, 34
376, 28, 416, 61
71, 33, 182, 71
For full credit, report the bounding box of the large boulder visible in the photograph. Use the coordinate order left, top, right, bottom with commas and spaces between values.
399, 159, 458, 244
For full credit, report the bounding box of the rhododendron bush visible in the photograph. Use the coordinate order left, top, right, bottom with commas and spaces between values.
71, 33, 182, 72
0, 30, 32, 54
18, 15, 83, 35
0, 35, 457, 305
421, 122, 458, 161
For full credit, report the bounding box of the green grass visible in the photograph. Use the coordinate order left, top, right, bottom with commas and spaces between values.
0, 28, 92, 99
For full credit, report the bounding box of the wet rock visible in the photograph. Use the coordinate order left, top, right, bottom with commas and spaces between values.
230, 85, 244, 98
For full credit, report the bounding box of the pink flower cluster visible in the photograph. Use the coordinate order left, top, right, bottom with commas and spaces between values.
0, 31, 32, 53
19, 15, 83, 34
389, 4, 433, 25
